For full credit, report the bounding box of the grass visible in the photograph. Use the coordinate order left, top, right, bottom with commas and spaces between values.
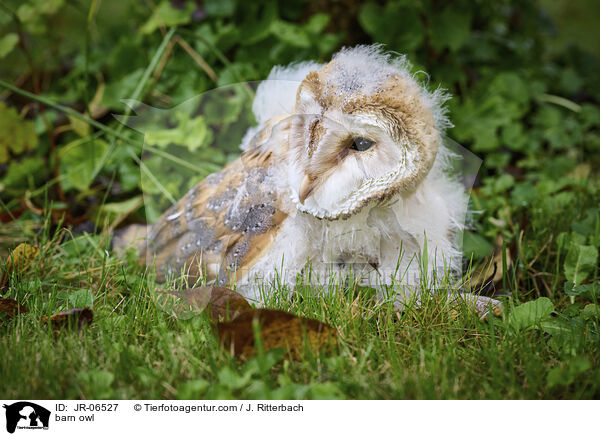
1, 219, 598, 400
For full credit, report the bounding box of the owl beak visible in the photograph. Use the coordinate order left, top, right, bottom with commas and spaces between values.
299, 174, 317, 204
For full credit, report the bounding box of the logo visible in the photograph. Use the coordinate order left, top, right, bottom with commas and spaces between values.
3, 402, 50, 434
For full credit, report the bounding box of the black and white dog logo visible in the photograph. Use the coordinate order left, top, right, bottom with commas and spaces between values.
3, 402, 50, 434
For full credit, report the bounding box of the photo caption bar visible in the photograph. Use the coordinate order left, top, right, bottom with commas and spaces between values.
0, 400, 595, 435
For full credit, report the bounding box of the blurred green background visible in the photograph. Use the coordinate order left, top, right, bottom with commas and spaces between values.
0, 0, 598, 278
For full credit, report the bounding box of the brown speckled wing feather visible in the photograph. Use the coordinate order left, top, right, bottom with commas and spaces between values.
144, 152, 287, 285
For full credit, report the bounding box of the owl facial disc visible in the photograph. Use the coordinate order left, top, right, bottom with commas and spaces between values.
287, 53, 443, 220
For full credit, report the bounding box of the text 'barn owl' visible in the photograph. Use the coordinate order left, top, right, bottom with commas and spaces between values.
142, 45, 470, 303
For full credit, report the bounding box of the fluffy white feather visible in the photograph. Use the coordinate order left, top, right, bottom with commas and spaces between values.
233, 45, 469, 302
139, 45, 472, 308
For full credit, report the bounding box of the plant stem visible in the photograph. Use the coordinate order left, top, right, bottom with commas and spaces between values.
89, 27, 178, 181
0, 78, 212, 177
0, 78, 143, 147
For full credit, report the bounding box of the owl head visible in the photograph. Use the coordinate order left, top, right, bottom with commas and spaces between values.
286, 46, 451, 220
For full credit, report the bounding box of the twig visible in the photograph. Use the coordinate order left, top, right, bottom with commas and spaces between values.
110, 296, 126, 315
23, 192, 43, 215
64, 263, 124, 280
175, 36, 218, 83
195, 33, 254, 98
149, 38, 176, 92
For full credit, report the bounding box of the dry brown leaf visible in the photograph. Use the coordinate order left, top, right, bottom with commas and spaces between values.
0, 243, 39, 292
0, 297, 29, 318
41, 307, 93, 331
217, 309, 337, 360
187, 286, 251, 321
155, 286, 251, 321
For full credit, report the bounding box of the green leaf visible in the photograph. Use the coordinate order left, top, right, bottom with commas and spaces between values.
68, 289, 94, 308
140, 1, 194, 34
556, 232, 570, 251
16, 4, 37, 23
31, 0, 65, 15
101, 69, 144, 111
571, 208, 599, 240
94, 196, 143, 227
489, 73, 530, 105
430, 9, 472, 52
0, 157, 45, 193
217, 63, 258, 86
145, 111, 211, 152
217, 366, 255, 390
542, 316, 586, 355
581, 104, 600, 129
564, 243, 598, 285
0, 103, 39, 163
564, 282, 600, 298
582, 304, 600, 320
59, 138, 109, 192
15, 0, 64, 34
77, 370, 114, 399
559, 68, 583, 95
546, 357, 591, 389
67, 114, 91, 137
0, 33, 19, 58
510, 182, 536, 207
118, 160, 143, 192
541, 315, 583, 337
238, 3, 277, 45
451, 96, 504, 152
540, 317, 572, 338
204, 0, 236, 17
270, 20, 310, 48
304, 13, 330, 35
462, 232, 494, 260
494, 174, 515, 193
501, 123, 528, 151
358, 2, 423, 51
176, 379, 210, 399
203, 92, 247, 125
508, 297, 554, 331
357, 3, 381, 37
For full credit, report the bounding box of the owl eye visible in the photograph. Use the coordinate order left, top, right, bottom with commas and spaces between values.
350, 137, 375, 152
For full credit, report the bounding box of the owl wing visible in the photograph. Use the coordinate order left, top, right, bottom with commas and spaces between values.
144, 150, 287, 285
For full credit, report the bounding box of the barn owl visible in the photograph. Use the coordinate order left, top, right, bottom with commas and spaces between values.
140, 45, 475, 307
